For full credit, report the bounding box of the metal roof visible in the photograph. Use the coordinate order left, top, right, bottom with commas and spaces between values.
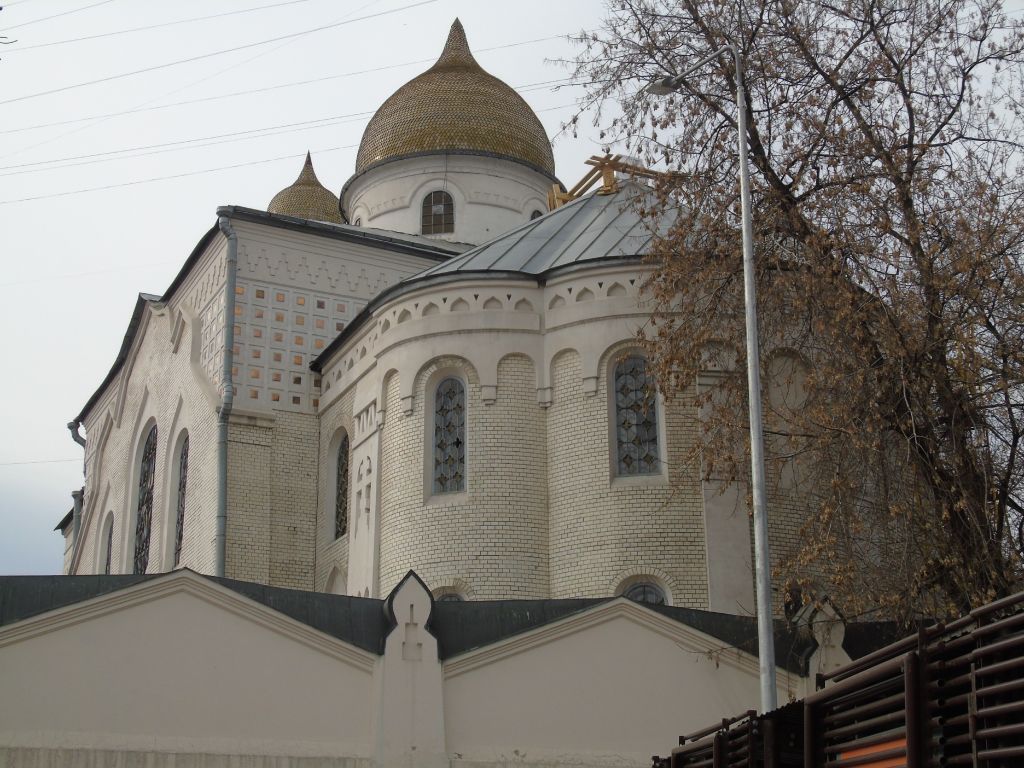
414, 181, 665, 280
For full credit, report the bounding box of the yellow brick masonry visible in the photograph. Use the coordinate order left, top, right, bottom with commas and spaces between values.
547, 348, 709, 606
377, 355, 549, 599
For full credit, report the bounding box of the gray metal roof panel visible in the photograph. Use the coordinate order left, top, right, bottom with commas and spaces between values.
413, 182, 661, 280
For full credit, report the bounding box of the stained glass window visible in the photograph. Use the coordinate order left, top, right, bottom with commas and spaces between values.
335, 433, 349, 538
173, 435, 189, 567
433, 377, 465, 493
421, 191, 454, 235
614, 355, 660, 475
623, 582, 667, 605
103, 515, 113, 575
133, 425, 157, 574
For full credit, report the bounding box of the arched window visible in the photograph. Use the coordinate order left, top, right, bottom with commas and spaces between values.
530, 209, 544, 220
421, 190, 454, 235
335, 433, 350, 538
614, 355, 660, 475
436, 592, 464, 602
102, 513, 114, 575
172, 435, 189, 567
134, 425, 158, 574
623, 582, 667, 605
433, 377, 466, 493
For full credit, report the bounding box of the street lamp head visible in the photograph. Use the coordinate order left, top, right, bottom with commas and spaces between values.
645, 75, 681, 96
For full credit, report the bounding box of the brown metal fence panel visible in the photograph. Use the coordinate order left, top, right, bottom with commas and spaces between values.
652, 591, 1024, 768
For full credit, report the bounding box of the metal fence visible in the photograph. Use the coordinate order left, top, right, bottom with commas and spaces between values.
654, 590, 1024, 768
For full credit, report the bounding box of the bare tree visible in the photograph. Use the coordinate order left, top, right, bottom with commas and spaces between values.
571, 0, 1024, 621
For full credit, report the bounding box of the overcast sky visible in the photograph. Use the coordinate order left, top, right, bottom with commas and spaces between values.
0, 0, 613, 574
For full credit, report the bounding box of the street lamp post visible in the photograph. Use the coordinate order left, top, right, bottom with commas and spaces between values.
649, 44, 778, 713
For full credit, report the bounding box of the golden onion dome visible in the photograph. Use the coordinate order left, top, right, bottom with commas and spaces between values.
268, 152, 342, 223
354, 19, 556, 177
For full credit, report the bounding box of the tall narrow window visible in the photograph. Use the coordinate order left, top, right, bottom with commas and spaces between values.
134, 425, 157, 574
335, 433, 350, 538
614, 355, 660, 475
421, 191, 454, 235
433, 377, 465, 493
103, 515, 114, 575
173, 435, 189, 567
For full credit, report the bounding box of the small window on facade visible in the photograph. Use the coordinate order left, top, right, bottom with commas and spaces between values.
173, 435, 189, 567
436, 592, 464, 602
354, 217, 362, 227
134, 425, 158, 574
433, 377, 466, 493
530, 209, 544, 220
623, 582, 667, 605
335, 434, 350, 538
421, 191, 454, 235
614, 355, 660, 475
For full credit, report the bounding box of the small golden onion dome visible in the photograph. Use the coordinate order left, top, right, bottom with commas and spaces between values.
268, 152, 342, 223
354, 19, 555, 177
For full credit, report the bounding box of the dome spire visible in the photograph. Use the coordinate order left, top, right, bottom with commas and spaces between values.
296, 151, 319, 184
432, 18, 476, 70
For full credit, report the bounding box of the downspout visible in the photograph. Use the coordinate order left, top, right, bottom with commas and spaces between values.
67, 421, 86, 545
216, 216, 238, 578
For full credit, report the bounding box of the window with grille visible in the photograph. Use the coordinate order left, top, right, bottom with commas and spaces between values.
173, 435, 189, 567
335, 433, 350, 538
421, 191, 454, 235
614, 355, 660, 475
623, 582, 667, 605
433, 377, 466, 493
134, 425, 157, 574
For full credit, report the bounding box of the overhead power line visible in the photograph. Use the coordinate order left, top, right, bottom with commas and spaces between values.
0, 0, 113, 32
0, 34, 569, 135
0, 146, 356, 205
4, 0, 324, 51
0, 99, 582, 205
0, 80, 579, 177
0, 0, 438, 106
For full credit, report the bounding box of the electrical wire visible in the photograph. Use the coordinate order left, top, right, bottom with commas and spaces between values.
0, 98, 584, 204
0, 0, 114, 32
0, 0, 438, 106
0, 78, 579, 176
0, 145, 356, 205
0, 35, 570, 135
4, 0, 327, 51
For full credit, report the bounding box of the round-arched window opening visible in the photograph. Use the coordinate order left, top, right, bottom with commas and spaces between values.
436, 592, 464, 602
530, 209, 544, 220
353, 217, 362, 227
623, 582, 667, 605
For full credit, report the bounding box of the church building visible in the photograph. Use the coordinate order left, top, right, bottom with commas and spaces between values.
57, 19, 775, 615
0, 20, 893, 768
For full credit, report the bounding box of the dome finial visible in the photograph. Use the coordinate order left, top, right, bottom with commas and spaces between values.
433, 18, 476, 69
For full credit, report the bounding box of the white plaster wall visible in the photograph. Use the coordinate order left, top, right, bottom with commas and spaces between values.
343, 155, 554, 246
442, 605, 798, 766
73, 235, 227, 576
0, 585, 374, 758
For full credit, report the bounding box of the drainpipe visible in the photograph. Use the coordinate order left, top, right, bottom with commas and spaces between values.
216, 216, 238, 578
67, 421, 87, 550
